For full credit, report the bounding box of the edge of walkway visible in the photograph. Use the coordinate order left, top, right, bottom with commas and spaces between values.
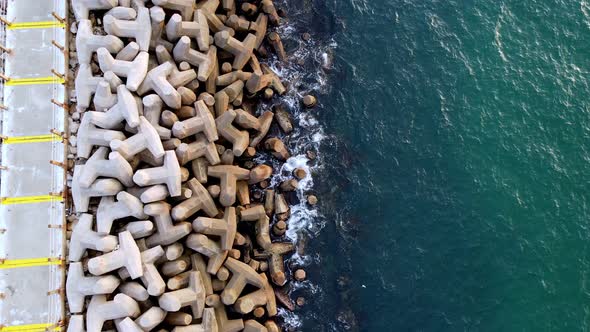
0, 0, 69, 330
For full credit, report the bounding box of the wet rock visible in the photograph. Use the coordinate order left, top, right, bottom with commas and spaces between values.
267, 32, 286, 62
307, 194, 318, 205
296, 297, 306, 307
274, 104, 293, 133
303, 94, 317, 108
263, 88, 274, 100
293, 168, 306, 180
274, 287, 295, 311
294, 269, 306, 282
272, 220, 286, 236
249, 164, 272, 184
279, 179, 298, 192
264, 137, 290, 160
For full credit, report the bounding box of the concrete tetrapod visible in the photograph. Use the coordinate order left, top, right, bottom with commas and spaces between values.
161, 259, 188, 277
208, 294, 244, 332
124, 220, 155, 239
172, 100, 218, 141
116, 41, 140, 61
253, 242, 295, 286
239, 205, 271, 250
155, 46, 198, 89
164, 312, 192, 326
234, 273, 277, 317
192, 206, 237, 250
261, 64, 287, 95
88, 231, 143, 279
152, 0, 195, 21
221, 258, 265, 305
261, 0, 280, 25
192, 253, 213, 295
215, 110, 249, 156
236, 110, 273, 148
166, 242, 184, 260
171, 307, 217, 332
119, 282, 149, 301
137, 62, 181, 109
159, 271, 206, 318
166, 11, 210, 52
145, 201, 192, 247
149, 6, 174, 51
273, 104, 293, 133
226, 14, 258, 33
86, 84, 141, 129
103, 70, 124, 90
143, 94, 171, 139
253, 14, 269, 49
199, 4, 235, 37
78, 148, 133, 188
166, 256, 212, 291
117, 317, 143, 332
72, 165, 124, 213
75, 63, 103, 111
173, 36, 217, 82
97, 48, 149, 92
176, 134, 220, 166
96, 192, 147, 235
135, 307, 167, 331
76, 19, 124, 65
248, 165, 272, 185
214, 81, 244, 117
94, 81, 117, 112
70, 213, 118, 262
131, 184, 169, 203
119, 245, 166, 296
185, 234, 228, 275
267, 32, 286, 62
264, 137, 290, 161
167, 271, 190, 291
207, 165, 250, 207
171, 178, 217, 221
86, 294, 140, 332
216, 70, 252, 87
214, 31, 256, 70
77, 114, 126, 159
66, 262, 120, 313
104, 7, 152, 51
244, 73, 273, 95
67, 315, 85, 332
236, 180, 250, 205
133, 151, 182, 197
110, 116, 165, 161
72, 0, 117, 21
243, 320, 268, 332
190, 157, 209, 183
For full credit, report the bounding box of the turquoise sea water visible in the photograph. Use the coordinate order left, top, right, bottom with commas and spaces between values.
277, 0, 590, 330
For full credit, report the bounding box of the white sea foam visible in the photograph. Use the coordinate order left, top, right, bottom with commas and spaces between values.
278, 308, 303, 329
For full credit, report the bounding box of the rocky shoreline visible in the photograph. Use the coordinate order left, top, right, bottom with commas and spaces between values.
65, 1, 318, 331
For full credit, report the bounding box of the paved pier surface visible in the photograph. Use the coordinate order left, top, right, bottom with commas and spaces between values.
0, 0, 67, 329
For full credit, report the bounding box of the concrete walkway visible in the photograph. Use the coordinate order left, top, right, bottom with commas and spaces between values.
0, 0, 67, 329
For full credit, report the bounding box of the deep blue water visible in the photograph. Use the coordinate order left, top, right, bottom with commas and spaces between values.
273, 0, 590, 331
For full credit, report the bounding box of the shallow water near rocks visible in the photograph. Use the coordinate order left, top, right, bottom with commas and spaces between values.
274, 0, 590, 331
